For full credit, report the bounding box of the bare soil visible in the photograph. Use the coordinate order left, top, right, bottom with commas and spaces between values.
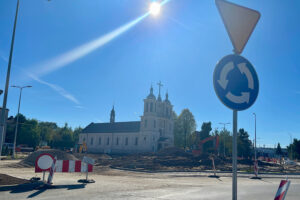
0, 173, 29, 186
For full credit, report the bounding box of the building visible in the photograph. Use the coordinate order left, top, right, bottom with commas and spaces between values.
79, 85, 174, 153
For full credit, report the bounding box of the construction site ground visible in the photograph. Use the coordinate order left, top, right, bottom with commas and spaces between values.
1, 159, 300, 200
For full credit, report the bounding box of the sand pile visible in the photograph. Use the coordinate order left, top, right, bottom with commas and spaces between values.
20, 149, 77, 166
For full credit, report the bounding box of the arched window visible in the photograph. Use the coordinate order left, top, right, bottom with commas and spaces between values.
83, 137, 86, 142
99, 137, 101, 145
125, 137, 128, 146
150, 102, 153, 112
144, 137, 147, 144
107, 137, 110, 145
116, 137, 119, 145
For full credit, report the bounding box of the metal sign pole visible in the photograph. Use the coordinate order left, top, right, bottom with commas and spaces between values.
232, 110, 237, 200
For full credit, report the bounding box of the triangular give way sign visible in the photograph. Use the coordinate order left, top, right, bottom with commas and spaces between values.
215, 0, 261, 54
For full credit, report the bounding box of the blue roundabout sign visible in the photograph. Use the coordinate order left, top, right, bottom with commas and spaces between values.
213, 54, 259, 111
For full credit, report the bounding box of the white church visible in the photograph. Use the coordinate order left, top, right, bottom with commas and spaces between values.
79, 83, 174, 153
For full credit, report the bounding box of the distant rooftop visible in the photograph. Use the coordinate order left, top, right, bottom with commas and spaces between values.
82, 121, 140, 134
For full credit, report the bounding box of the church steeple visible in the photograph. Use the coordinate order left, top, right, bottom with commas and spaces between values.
147, 85, 156, 99
110, 106, 115, 123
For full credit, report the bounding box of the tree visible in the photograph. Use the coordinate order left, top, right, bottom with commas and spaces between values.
276, 143, 282, 156
218, 128, 232, 157
287, 139, 300, 159
237, 129, 252, 158
173, 109, 196, 149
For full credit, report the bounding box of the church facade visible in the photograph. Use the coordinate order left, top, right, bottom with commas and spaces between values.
79, 85, 174, 153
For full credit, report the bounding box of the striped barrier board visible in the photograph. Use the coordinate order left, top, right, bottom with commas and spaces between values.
55, 160, 93, 172
274, 179, 291, 200
35, 153, 93, 173
47, 156, 57, 184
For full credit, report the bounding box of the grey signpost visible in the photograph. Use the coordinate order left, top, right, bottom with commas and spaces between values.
214, 1, 261, 199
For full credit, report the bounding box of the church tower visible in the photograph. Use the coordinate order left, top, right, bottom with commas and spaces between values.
141, 85, 157, 132
141, 83, 174, 151
110, 106, 115, 123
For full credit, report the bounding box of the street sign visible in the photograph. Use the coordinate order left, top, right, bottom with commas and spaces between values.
213, 54, 259, 111
83, 156, 95, 165
215, 0, 260, 54
35, 153, 54, 172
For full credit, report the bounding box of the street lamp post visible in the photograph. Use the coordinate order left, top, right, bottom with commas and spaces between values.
253, 113, 257, 167
0, 0, 20, 159
288, 133, 293, 160
251, 113, 261, 179
11, 85, 32, 158
219, 122, 230, 157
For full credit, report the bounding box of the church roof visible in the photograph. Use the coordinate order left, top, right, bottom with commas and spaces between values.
82, 121, 141, 134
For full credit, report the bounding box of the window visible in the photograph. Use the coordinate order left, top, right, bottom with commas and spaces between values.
91, 137, 93, 145
125, 137, 128, 145
135, 137, 138, 145
116, 137, 119, 145
145, 120, 147, 128
144, 137, 147, 143
150, 102, 153, 112
83, 137, 86, 142
99, 137, 101, 145
107, 137, 110, 145
145, 103, 148, 112
159, 129, 162, 137
154, 120, 156, 128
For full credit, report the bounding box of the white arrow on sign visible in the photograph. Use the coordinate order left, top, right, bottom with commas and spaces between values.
226, 92, 250, 104
237, 63, 254, 89
216, 0, 260, 54
218, 61, 234, 89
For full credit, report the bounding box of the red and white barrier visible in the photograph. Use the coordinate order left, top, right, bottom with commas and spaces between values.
35, 153, 93, 173
47, 156, 57, 185
55, 160, 93, 172
274, 179, 291, 200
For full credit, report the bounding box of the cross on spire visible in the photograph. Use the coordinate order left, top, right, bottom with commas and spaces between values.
157, 81, 163, 98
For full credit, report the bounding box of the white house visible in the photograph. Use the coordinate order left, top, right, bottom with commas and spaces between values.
79, 85, 174, 153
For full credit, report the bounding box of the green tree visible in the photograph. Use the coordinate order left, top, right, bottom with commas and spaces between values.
237, 128, 252, 158
17, 118, 40, 148
287, 139, 300, 159
218, 128, 232, 157
174, 109, 196, 149
276, 143, 282, 156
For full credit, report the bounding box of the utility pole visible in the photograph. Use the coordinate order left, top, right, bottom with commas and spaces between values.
11, 85, 32, 158
0, 0, 20, 159
219, 122, 230, 157
288, 133, 293, 160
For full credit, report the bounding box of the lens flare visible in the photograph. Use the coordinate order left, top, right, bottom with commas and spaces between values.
149, 2, 161, 16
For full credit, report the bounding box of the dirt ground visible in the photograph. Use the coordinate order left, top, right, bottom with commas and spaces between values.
4, 148, 300, 174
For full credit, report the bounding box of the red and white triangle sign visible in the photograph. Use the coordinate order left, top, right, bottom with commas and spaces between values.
216, 0, 261, 54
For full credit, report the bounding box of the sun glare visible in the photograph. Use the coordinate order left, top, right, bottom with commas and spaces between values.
149, 2, 161, 16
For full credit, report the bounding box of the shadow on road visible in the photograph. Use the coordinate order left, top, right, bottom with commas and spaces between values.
0, 181, 86, 198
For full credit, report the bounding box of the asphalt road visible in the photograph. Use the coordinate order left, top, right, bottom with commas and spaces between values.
1, 167, 300, 200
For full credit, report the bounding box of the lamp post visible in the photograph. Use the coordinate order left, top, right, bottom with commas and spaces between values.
251, 113, 261, 179
288, 133, 293, 160
0, 0, 20, 159
219, 122, 230, 157
11, 85, 32, 158
253, 113, 257, 166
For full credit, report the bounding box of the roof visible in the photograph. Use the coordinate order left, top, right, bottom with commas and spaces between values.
81, 121, 141, 134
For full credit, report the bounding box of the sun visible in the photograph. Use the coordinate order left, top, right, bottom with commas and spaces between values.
149, 2, 161, 16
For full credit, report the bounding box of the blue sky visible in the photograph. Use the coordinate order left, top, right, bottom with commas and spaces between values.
0, 0, 299, 147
